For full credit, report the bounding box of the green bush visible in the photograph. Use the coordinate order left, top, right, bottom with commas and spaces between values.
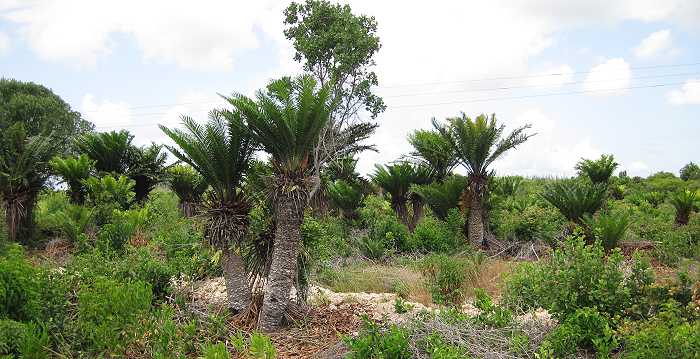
0, 245, 41, 321
493, 204, 563, 242
420, 254, 470, 306
540, 307, 618, 357
583, 211, 630, 251
76, 277, 152, 355
620, 301, 700, 359
473, 288, 513, 328
502, 233, 655, 320
411, 216, 459, 253
0, 319, 50, 358
201, 341, 231, 359
345, 316, 411, 359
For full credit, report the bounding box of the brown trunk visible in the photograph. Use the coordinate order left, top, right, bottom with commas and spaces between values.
393, 198, 410, 228
258, 192, 304, 332
675, 210, 690, 225
4, 192, 36, 244
179, 201, 197, 217
409, 195, 424, 232
221, 246, 252, 313
468, 193, 485, 247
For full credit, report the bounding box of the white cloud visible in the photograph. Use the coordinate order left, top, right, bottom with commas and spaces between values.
81, 94, 132, 129
494, 108, 600, 177
0, 31, 9, 55
527, 64, 575, 88
634, 29, 673, 58
2, 0, 285, 70
582, 58, 631, 95
667, 79, 700, 105
627, 161, 650, 177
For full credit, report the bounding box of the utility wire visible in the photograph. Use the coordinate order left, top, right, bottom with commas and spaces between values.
95, 81, 684, 129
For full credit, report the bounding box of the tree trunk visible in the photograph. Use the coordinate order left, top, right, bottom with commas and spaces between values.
675, 210, 690, 225
409, 195, 424, 232
393, 199, 410, 228
4, 192, 36, 245
221, 246, 252, 313
258, 192, 304, 332
468, 193, 485, 247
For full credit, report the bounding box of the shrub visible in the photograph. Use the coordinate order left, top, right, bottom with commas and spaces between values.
540, 307, 618, 357
0, 245, 41, 321
201, 341, 231, 359
411, 216, 458, 253
0, 319, 50, 358
420, 254, 470, 306
620, 301, 700, 359
583, 211, 630, 251
669, 189, 699, 225
83, 175, 135, 224
575, 154, 619, 184
493, 204, 563, 242
413, 175, 468, 220
327, 179, 365, 219
76, 277, 152, 354
473, 288, 513, 327
502, 233, 654, 320
345, 316, 411, 359
541, 180, 606, 224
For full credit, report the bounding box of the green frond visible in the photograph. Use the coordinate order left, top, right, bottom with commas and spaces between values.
575, 154, 619, 184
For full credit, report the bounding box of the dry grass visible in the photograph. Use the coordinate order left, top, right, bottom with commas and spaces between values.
314, 256, 517, 306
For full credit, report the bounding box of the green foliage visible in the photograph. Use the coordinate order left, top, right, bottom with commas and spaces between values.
420, 254, 469, 306
327, 179, 364, 218
541, 180, 606, 224
0, 320, 49, 358
372, 162, 427, 223
491, 176, 524, 197
345, 316, 411, 359
358, 195, 412, 255
75, 130, 134, 174
224, 74, 331, 176
502, 233, 655, 320
410, 216, 459, 253
408, 129, 457, 181
49, 154, 94, 204
283, 0, 385, 120
76, 277, 152, 355
230, 331, 277, 358
679, 162, 700, 181
620, 301, 700, 358
0, 245, 41, 321
493, 204, 563, 242
669, 189, 699, 225
201, 341, 231, 359
83, 174, 135, 211
129, 143, 168, 203
583, 211, 630, 251
413, 175, 468, 220
575, 154, 619, 184
167, 164, 207, 213
540, 307, 618, 357
473, 288, 513, 327
393, 297, 414, 314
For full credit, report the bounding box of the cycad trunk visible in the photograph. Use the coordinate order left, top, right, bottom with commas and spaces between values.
3, 192, 37, 244
258, 191, 304, 332
675, 209, 690, 225
409, 196, 424, 232
468, 193, 485, 247
221, 246, 252, 313
393, 198, 410, 228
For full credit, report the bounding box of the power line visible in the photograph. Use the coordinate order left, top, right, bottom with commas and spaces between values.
81, 61, 700, 114
95, 81, 684, 129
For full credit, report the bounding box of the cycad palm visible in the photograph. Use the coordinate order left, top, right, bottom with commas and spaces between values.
0, 125, 58, 243
75, 130, 133, 174
166, 164, 208, 217
408, 129, 457, 182
222, 74, 333, 331
129, 143, 168, 203
413, 175, 469, 220
372, 162, 419, 227
434, 113, 533, 247
575, 154, 618, 185
160, 112, 255, 314
50, 154, 94, 204
541, 180, 606, 225
669, 190, 699, 225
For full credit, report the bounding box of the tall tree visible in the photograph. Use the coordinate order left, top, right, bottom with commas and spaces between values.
680, 162, 700, 181
160, 113, 255, 314
434, 114, 533, 247
0, 79, 90, 243
284, 0, 383, 197
223, 75, 333, 331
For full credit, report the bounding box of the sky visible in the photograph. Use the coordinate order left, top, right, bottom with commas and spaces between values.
1, 0, 699, 177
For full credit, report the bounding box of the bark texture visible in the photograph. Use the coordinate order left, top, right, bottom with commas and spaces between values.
258, 192, 304, 332
392, 198, 410, 228
409, 195, 424, 232
3, 192, 36, 244
221, 246, 252, 313
468, 193, 485, 247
